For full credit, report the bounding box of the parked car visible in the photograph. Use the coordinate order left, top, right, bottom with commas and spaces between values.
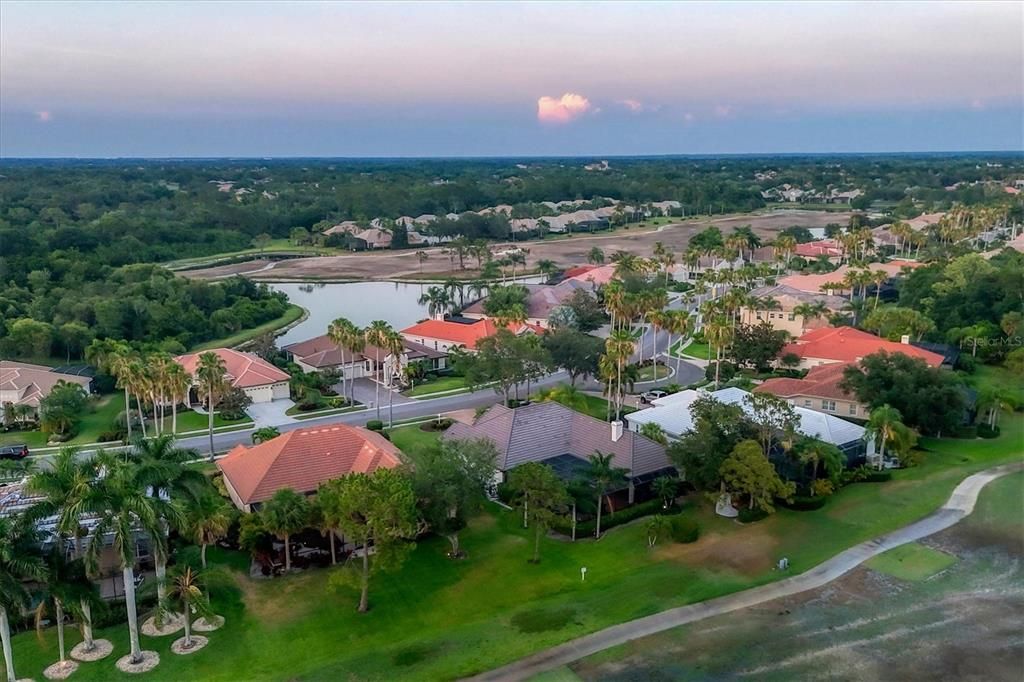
0, 444, 29, 460
639, 389, 667, 404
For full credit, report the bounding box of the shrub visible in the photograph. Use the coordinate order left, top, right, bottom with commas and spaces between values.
952, 425, 977, 439
669, 515, 700, 543
901, 450, 926, 467
780, 495, 827, 511
495, 482, 514, 505
705, 361, 736, 383
863, 470, 892, 483
419, 417, 454, 432
738, 507, 769, 523
554, 497, 682, 537
96, 430, 124, 443
977, 424, 1000, 439
366, 419, 384, 431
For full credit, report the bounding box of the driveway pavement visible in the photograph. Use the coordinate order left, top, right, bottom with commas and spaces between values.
466, 460, 1024, 681
245, 399, 297, 426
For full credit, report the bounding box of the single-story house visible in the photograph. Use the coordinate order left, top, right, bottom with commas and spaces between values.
352, 228, 392, 250
777, 261, 921, 296
905, 212, 945, 232
217, 423, 402, 512
400, 317, 541, 354
174, 348, 291, 405
779, 326, 945, 370
755, 363, 868, 419
564, 263, 617, 286
739, 284, 846, 336
460, 280, 595, 329
443, 401, 672, 503
0, 361, 93, 418
543, 210, 609, 233
794, 239, 844, 262
625, 386, 873, 463
283, 334, 447, 377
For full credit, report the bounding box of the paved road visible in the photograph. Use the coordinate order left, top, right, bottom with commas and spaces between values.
38, 360, 700, 464
466, 460, 1024, 681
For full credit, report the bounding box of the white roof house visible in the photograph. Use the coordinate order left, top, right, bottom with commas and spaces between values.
626, 387, 871, 453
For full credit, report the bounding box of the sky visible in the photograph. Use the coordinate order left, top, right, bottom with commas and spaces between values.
1, 1, 1022, 157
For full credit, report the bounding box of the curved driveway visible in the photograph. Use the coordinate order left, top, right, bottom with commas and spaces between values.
467, 460, 1024, 682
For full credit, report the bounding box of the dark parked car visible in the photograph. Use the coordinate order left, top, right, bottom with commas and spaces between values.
0, 444, 29, 460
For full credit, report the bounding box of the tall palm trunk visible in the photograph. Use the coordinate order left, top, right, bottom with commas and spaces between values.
340, 348, 348, 407
201, 543, 208, 569
207, 387, 215, 461
123, 565, 143, 663
329, 531, 337, 565
80, 601, 94, 651
374, 352, 382, 420
358, 544, 370, 612
1, 606, 16, 682
55, 599, 67, 663
155, 549, 168, 622
284, 533, 292, 572
594, 492, 603, 538
171, 398, 178, 435
182, 612, 193, 648
136, 394, 147, 438
123, 386, 133, 441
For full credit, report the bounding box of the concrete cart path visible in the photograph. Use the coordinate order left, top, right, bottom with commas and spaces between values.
467, 460, 1024, 681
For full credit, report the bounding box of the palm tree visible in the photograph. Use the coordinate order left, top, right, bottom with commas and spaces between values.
870, 269, 889, 308
652, 475, 678, 509
26, 447, 105, 655
260, 488, 311, 572
251, 426, 280, 444
340, 322, 365, 405
793, 301, 829, 327
798, 440, 843, 486
130, 435, 201, 624
328, 317, 358, 405
166, 566, 212, 651
538, 383, 589, 412
415, 250, 429, 274
126, 357, 151, 438
660, 309, 691, 363
35, 549, 100, 676
84, 456, 169, 667
1, 514, 47, 682
587, 246, 605, 265
418, 285, 452, 319
108, 343, 138, 441
165, 362, 191, 436
196, 351, 228, 461
605, 329, 636, 420
383, 330, 405, 428
364, 320, 395, 421
185, 493, 235, 569
703, 316, 734, 388
864, 405, 912, 470
586, 452, 628, 539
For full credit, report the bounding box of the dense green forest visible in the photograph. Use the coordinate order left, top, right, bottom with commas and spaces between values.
1, 154, 1021, 356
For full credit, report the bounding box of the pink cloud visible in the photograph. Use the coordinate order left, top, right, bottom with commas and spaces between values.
618, 98, 644, 113
36, 110, 52, 122
537, 93, 592, 124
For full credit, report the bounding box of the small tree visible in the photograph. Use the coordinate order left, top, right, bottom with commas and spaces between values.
251, 427, 281, 444
327, 468, 418, 612
719, 440, 795, 513
507, 462, 570, 562
586, 452, 629, 539
185, 493, 235, 569
260, 489, 311, 572
413, 438, 498, 558
645, 515, 672, 548
652, 475, 679, 509
166, 566, 213, 651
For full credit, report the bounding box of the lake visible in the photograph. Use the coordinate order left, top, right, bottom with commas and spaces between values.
271, 277, 544, 346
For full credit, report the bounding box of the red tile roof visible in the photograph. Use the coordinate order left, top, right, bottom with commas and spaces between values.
794, 240, 843, 258
174, 348, 290, 389
562, 265, 597, 279
781, 327, 944, 366
217, 423, 401, 506
755, 362, 855, 401
400, 318, 540, 349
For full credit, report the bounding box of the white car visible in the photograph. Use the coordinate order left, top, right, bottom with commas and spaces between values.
639, 389, 668, 404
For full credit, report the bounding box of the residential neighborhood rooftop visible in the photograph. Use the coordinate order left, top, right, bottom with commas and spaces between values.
174, 348, 290, 389
781, 327, 945, 366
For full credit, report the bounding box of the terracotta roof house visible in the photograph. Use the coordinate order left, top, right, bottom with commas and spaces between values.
283, 334, 446, 377
905, 212, 945, 231
565, 263, 617, 286
174, 348, 290, 405
780, 326, 945, 370
755, 363, 869, 419
217, 423, 402, 511
399, 318, 540, 354
794, 239, 844, 261
444, 401, 671, 500
739, 284, 846, 336
0, 361, 92, 416
562, 264, 598, 279
625, 386, 872, 463
352, 228, 392, 249
778, 261, 921, 295
461, 280, 595, 328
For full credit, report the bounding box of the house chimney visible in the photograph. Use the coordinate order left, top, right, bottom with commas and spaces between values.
610, 420, 624, 442
900, 334, 910, 345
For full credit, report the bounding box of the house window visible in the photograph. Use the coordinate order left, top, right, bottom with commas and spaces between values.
803, 399, 812, 408
822, 400, 837, 411
849, 404, 858, 416
756, 312, 763, 320
788, 313, 796, 321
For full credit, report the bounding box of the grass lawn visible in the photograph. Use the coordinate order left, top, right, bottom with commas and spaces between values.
965, 363, 1024, 407
635, 363, 668, 382
388, 424, 443, 466
403, 375, 470, 397
866, 542, 957, 581
673, 339, 714, 361
9, 416, 1023, 681
172, 409, 252, 433
191, 304, 305, 351
1, 393, 126, 449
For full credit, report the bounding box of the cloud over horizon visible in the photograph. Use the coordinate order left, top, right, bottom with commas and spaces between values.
537, 93, 592, 124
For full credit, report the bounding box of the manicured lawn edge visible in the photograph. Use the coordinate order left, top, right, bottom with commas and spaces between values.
191, 303, 305, 351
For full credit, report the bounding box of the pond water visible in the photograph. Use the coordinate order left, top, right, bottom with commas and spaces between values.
271, 277, 544, 346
